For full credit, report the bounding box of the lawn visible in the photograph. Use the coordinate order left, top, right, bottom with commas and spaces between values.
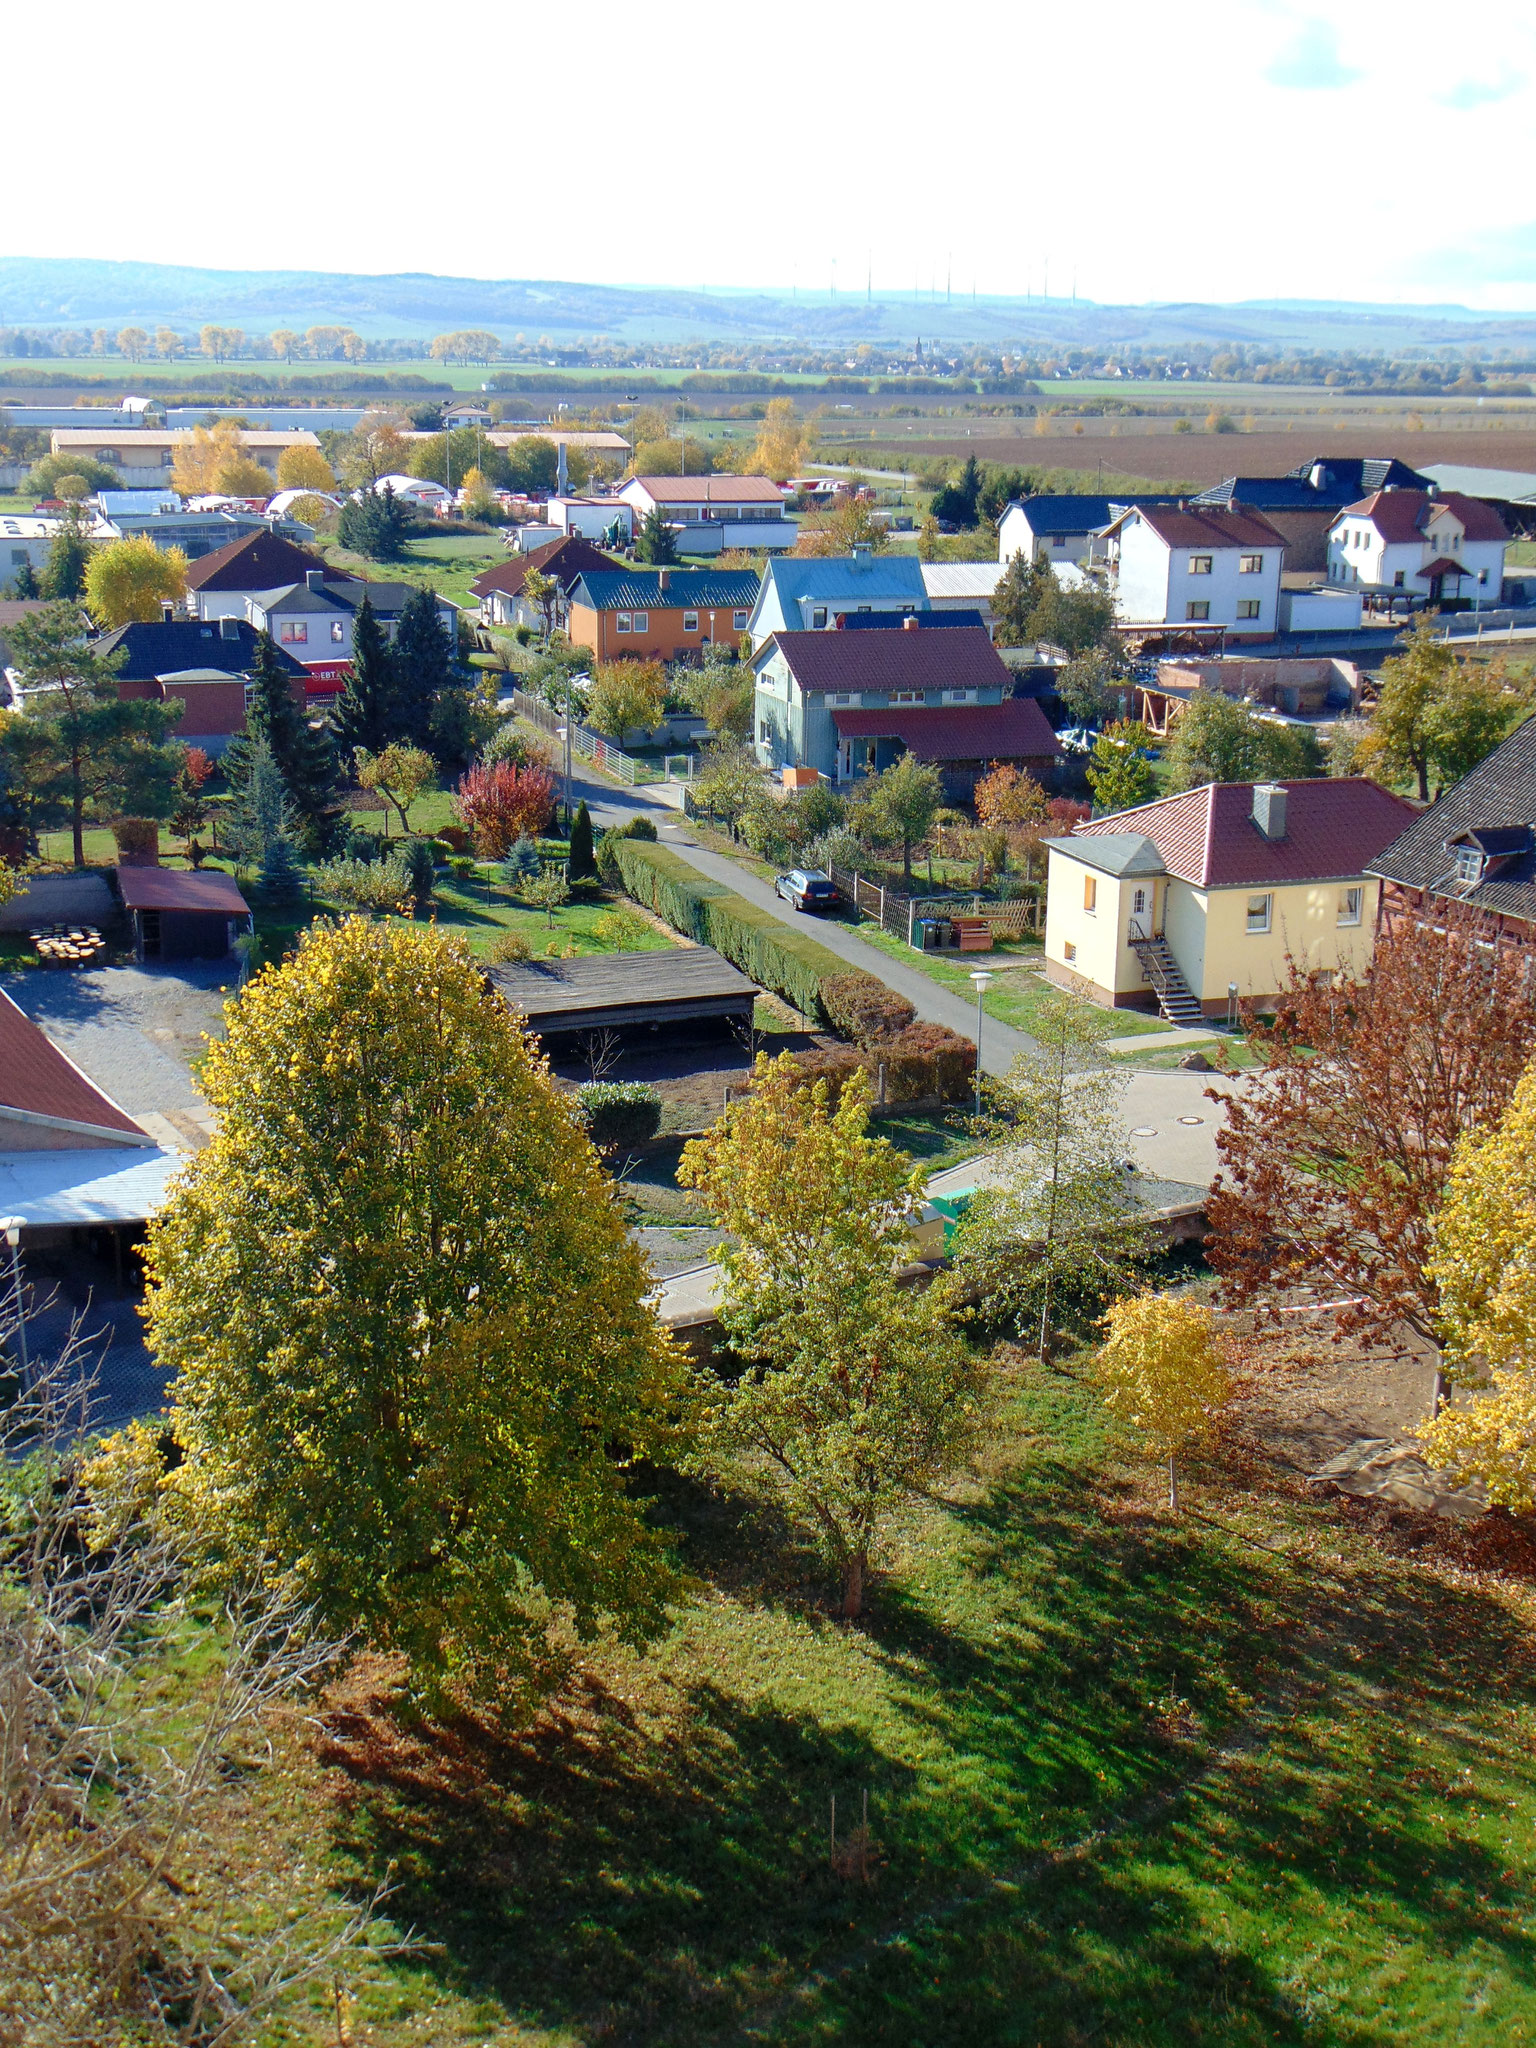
426, 872, 675, 959
848, 917, 1174, 1039
246, 1348, 1536, 2046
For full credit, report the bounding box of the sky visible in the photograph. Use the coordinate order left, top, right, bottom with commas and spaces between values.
7, 0, 1536, 313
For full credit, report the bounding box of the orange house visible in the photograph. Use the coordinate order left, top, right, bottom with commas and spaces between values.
565, 567, 761, 664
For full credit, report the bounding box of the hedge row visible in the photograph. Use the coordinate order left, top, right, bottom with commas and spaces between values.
611, 837, 852, 1021
785, 1028, 975, 1106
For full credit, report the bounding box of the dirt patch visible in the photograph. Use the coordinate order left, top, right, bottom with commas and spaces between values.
1221, 1304, 1440, 1476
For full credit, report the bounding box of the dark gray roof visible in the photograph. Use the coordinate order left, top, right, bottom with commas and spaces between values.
1004, 493, 1180, 533
93, 619, 306, 682
487, 945, 757, 1033
1367, 713, 1536, 922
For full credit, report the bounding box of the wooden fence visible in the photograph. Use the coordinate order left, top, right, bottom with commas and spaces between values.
825, 865, 1043, 946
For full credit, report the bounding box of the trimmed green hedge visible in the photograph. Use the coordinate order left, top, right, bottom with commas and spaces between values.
611, 838, 851, 1022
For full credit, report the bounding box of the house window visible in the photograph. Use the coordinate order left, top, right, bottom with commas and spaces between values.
1188, 555, 1213, 575
1338, 887, 1363, 926
1394, 570, 1405, 588
1454, 846, 1484, 886
280, 620, 308, 644
943, 689, 978, 704
1186, 601, 1210, 622
733, 610, 748, 630
330, 620, 345, 643
683, 612, 699, 632
616, 612, 632, 633
1246, 893, 1272, 933
811, 606, 828, 628
1239, 553, 1263, 574
891, 690, 926, 704
1236, 600, 1261, 619
758, 721, 770, 744
1084, 875, 1097, 914
1064, 940, 1077, 962
631, 612, 648, 632
828, 692, 860, 707
1133, 887, 1147, 915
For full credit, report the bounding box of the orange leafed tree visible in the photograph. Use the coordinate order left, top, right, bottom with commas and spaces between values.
453, 760, 556, 856
1206, 913, 1536, 1356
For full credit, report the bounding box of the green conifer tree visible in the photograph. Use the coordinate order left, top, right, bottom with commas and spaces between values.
226, 630, 338, 849
567, 798, 596, 880
634, 507, 679, 565
392, 584, 454, 749
40, 507, 94, 600
333, 593, 398, 756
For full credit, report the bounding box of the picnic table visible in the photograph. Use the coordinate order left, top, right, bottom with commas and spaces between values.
30, 924, 106, 967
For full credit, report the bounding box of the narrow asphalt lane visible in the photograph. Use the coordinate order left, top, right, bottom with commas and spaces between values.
566, 766, 1231, 1185
566, 767, 1036, 1066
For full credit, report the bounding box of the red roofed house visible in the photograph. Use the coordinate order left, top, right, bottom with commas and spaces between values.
1101, 501, 1286, 640
469, 534, 617, 632
1042, 777, 1417, 1023
752, 622, 1060, 800
1325, 489, 1508, 607
182, 527, 332, 621
616, 475, 795, 556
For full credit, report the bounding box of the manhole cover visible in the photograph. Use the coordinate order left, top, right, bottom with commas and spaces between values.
1177, 1115, 1204, 1126
1131, 1126, 1158, 1137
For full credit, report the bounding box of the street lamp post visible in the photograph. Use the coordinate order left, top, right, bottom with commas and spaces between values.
970, 970, 993, 1116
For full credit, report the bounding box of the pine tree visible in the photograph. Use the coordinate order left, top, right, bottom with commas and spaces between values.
634, 506, 679, 565
391, 584, 453, 749
226, 630, 338, 848
333, 593, 398, 756
258, 830, 305, 905
568, 799, 596, 880
41, 508, 94, 601
225, 736, 301, 875
9, 558, 39, 599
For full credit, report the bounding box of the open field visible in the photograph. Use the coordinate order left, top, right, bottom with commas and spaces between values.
209, 1338, 1536, 2046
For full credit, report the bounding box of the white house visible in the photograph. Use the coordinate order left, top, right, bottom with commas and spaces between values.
1325, 489, 1508, 606
617, 476, 795, 557
546, 496, 633, 542
1101, 502, 1285, 638
997, 493, 1178, 567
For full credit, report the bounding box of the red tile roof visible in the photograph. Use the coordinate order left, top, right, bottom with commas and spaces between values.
627, 475, 785, 504
1340, 489, 1510, 545
182, 528, 328, 593
0, 991, 146, 1139
1073, 778, 1416, 887
116, 866, 251, 914
1115, 502, 1287, 551
831, 696, 1059, 762
770, 624, 1016, 696
469, 535, 617, 602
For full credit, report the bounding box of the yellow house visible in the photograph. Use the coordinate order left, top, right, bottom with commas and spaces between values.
1043, 778, 1418, 1023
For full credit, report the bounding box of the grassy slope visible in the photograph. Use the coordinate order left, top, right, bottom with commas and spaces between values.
273, 1358, 1536, 2046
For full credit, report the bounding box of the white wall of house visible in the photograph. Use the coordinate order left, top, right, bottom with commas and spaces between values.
1115, 518, 1280, 632
245, 600, 353, 661
997, 505, 1096, 565
1326, 511, 1505, 598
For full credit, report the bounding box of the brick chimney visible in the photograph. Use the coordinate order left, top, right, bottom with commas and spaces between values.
658, 568, 671, 593
902, 614, 920, 630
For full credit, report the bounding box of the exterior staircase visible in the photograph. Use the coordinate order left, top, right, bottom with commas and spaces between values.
1129, 933, 1206, 1028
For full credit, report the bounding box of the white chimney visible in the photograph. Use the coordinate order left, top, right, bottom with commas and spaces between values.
1252, 783, 1287, 840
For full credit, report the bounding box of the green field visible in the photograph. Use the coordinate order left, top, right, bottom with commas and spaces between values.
233, 1347, 1536, 2046
318, 529, 508, 610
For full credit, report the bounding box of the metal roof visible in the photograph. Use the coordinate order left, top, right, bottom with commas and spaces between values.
569, 569, 762, 612
0, 1144, 182, 1229
115, 867, 250, 915
1418, 463, 1536, 507
1044, 831, 1166, 877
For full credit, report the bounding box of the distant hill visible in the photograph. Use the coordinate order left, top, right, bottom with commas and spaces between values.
1, 256, 1534, 350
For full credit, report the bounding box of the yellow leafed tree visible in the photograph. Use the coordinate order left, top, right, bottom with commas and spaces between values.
276, 443, 336, 492
84, 536, 189, 628
142, 919, 689, 1702
1094, 1293, 1234, 1509
1420, 1059, 1536, 1506
171, 422, 244, 496
749, 397, 813, 479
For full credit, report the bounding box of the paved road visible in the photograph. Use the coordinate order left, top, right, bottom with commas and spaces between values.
570, 766, 1234, 1188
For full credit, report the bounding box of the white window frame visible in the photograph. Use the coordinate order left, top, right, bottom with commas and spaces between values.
1337, 886, 1363, 927
682, 611, 699, 632
631, 611, 648, 632
827, 692, 861, 707
811, 606, 828, 628
1454, 846, 1483, 886
1188, 554, 1214, 575
733, 610, 748, 630
280, 619, 308, 644
1246, 893, 1272, 934
1084, 874, 1098, 915
1063, 939, 1077, 962
943, 689, 978, 704
890, 689, 926, 705
1236, 599, 1261, 620
330, 620, 345, 643
616, 612, 632, 633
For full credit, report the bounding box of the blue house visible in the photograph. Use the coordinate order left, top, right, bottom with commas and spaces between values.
751, 622, 1060, 800
747, 547, 930, 646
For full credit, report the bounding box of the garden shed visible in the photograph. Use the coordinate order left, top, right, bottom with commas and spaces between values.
488, 947, 757, 1042
116, 867, 252, 962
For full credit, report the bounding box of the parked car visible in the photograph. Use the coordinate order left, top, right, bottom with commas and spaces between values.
775, 869, 839, 913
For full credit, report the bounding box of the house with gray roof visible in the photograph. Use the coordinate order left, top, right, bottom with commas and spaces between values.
1368, 714, 1536, 942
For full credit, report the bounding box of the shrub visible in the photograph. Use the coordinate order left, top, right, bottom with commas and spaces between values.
882, 1023, 975, 1103
395, 836, 437, 913
314, 856, 411, 916
777, 1045, 867, 1106
622, 815, 658, 841
113, 816, 160, 860
578, 1081, 663, 1152
609, 837, 848, 1021
488, 929, 532, 964
448, 855, 477, 880
427, 837, 455, 861
820, 972, 916, 1047
437, 823, 470, 854
453, 759, 556, 857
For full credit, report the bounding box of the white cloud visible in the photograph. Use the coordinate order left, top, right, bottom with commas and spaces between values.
1263, 20, 1362, 90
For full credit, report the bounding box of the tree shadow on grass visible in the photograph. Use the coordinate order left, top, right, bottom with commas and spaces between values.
318, 1404, 1536, 2047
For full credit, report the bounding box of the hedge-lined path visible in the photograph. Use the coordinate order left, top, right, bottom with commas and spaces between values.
570, 769, 1232, 1188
